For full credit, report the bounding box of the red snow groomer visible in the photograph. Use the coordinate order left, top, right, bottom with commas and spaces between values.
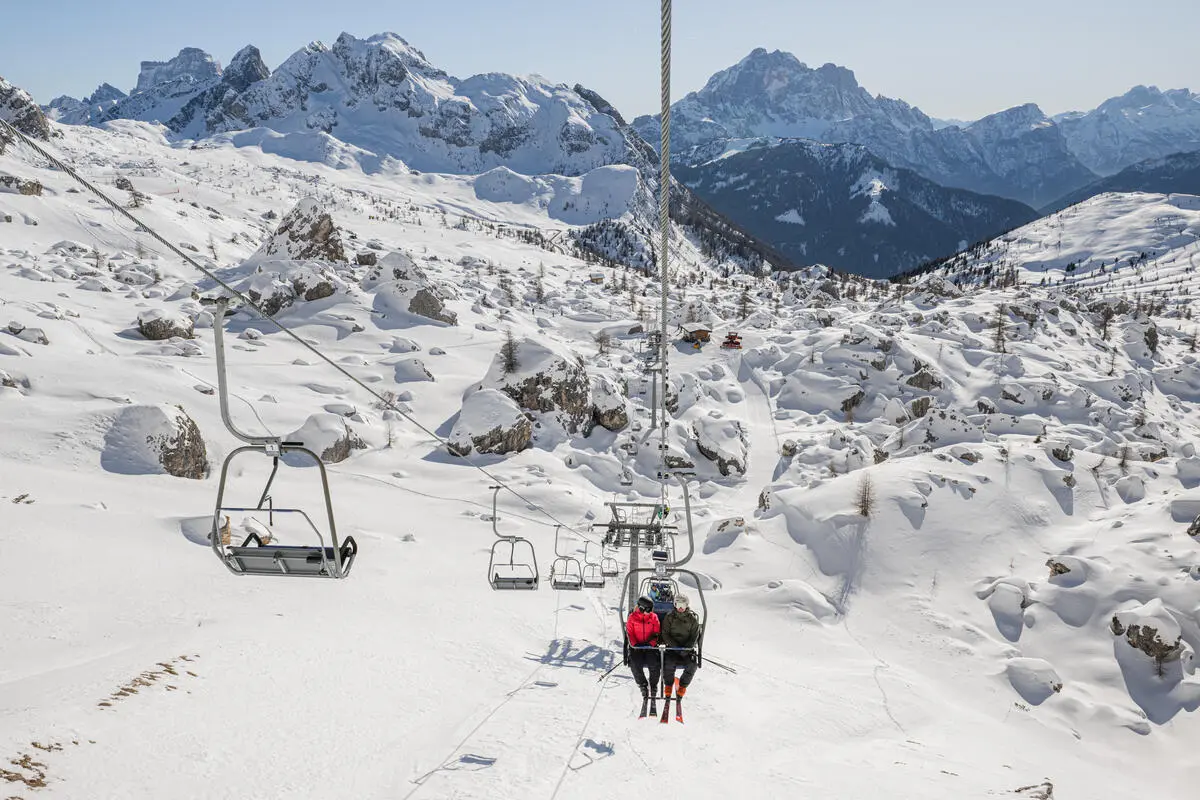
720, 331, 742, 350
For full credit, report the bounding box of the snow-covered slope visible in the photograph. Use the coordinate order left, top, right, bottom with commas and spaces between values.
1046, 150, 1200, 214
3, 101, 1200, 800
674, 138, 1037, 277
1058, 86, 1200, 176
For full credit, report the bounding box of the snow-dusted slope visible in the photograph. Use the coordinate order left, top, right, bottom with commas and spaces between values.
674, 138, 1037, 277
2, 111, 1200, 800
1058, 86, 1200, 176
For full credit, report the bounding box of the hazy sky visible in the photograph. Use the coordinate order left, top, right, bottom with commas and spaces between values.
2, 0, 1196, 121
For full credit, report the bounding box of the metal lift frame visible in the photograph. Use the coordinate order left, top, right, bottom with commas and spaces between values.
487, 485, 539, 590
581, 541, 606, 589
549, 525, 585, 591
617, 474, 708, 678
210, 301, 356, 578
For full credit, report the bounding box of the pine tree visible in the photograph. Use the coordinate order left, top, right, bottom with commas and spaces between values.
500, 329, 520, 374
993, 304, 1008, 354
594, 330, 612, 356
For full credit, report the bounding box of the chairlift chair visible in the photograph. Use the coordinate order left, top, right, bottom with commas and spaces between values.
485, 486, 539, 590
549, 525, 584, 591
210, 305, 357, 579
581, 541, 606, 588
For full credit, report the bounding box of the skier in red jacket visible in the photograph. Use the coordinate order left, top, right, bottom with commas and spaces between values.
627, 594, 662, 717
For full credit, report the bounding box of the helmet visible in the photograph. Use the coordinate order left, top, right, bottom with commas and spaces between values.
674, 593, 690, 611
636, 595, 654, 613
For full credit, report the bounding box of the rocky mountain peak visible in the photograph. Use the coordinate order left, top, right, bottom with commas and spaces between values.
223, 46, 270, 93
135, 47, 221, 94
88, 83, 128, 105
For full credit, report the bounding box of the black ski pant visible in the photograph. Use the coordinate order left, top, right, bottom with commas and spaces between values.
663, 650, 697, 690
629, 648, 661, 696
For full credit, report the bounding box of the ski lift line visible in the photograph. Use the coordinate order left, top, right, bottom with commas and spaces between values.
0, 119, 593, 544
657, 0, 672, 477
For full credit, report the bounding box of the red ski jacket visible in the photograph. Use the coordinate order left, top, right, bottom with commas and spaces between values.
626, 610, 660, 647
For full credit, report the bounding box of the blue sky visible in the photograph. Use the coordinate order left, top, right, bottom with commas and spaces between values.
2, 0, 1196, 120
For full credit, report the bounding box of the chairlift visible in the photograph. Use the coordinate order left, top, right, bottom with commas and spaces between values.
619, 469, 634, 487
581, 541, 606, 588
601, 556, 620, 578
549, 525, 584, 591
486, 485, 539, 590
210, 304, 356, 579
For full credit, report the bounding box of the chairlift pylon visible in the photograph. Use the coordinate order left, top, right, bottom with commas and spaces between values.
487, 485, 539, 590
210, 301, 357, 579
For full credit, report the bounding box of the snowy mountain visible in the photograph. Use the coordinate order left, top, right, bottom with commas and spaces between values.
50, 33, 635, 178
3, 109, 1200, 799
1058, 86, 1200, 176
1046, 151, 1200, 214
674, 138, 1037, 278
45, 83, 128, 124
633, 49, 1098, 207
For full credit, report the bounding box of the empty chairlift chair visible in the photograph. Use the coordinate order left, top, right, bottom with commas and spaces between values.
581, 541, 606, 589
209, 305, 357, 579
549, 526, 584, 591
486, 486, 539, 590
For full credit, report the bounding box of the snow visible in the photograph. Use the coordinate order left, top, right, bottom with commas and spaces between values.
774, 208, 805, 225
2, 100, 1200, 800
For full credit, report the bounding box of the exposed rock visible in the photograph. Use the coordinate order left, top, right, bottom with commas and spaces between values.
1046, 558, 1071, 578
408, 287, 457, 325
483, 337, 592, 433
781, 440, 798, 458
367, 252, 458, 326
664, 453, 695, 470
1050, 442, 1073, 462
1187, 514, 1200, 537
841, 389, 865, 415
693, 419, 748, 477
285, 413, 367, 464
137, 308, 195, 340
976, 397, 996, 414
1112, 616, 1183, 668
356, 251, 378, 266
252, 198, 347, 262
905, 368, 943, 391
0, 174, 43, 195
447, 389, 532, 456
0, 76, 52, 151
591, 374, 629, 432
908, 396, 932, 418
101, 404, 207, 479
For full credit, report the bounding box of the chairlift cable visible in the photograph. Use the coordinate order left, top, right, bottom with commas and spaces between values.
0, 117, 597, 543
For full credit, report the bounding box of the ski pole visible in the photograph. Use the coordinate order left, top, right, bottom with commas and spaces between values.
596, 661, 624, 683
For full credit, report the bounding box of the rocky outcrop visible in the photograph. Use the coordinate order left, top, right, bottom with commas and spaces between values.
447, 389, 532, 457
483, 337, 592, 433
286, 413, 367, 464
241, 262, 347, 316
101, 404, 208, 479
0, 76, 52, 151
253, 198, 346, 262
693, 419, 748, 477
905, 368, 943, 391
137, 308, 195, 340
591, 374, 629, 432
0, 174, 42, 195
366, 252, 458, 326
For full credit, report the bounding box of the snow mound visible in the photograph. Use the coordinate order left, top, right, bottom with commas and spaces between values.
100, 404, 207, 479
447, 388, 532, 457
1004, 658, 1063, 705
284, 413, 366, 464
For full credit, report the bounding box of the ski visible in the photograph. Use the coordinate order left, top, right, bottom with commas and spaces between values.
638, 697, 649, 719
660, 696, 671, 724
649, 699, 658, 719
675, 697, 684, 724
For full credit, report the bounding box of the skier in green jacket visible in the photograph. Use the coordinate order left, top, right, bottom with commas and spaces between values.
661, 593, 701, 702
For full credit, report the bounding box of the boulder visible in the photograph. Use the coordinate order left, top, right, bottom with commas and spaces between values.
0, 174, 42, 195
693, 419, 748, 477
482, 336, 591, 433
591, 374, 628, 432
252, 198, 346, 262
101, 404, 207, 479
137, 308, 194, 340
367, 252, 458, 326
285, 413, 367, 464
905, 368, 943, 391
447, 389, 532, 456
0, 76, 51, 152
